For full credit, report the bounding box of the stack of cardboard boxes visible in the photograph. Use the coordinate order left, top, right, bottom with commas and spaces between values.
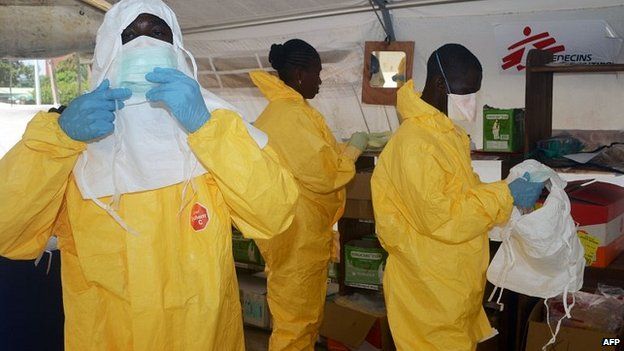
320, 164, 396, 350
566, 181, 624, 268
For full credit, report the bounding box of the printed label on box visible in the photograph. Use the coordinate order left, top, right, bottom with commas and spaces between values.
577, 230, 600, 265
345, 246, 387, 286
486, 141, 509, 150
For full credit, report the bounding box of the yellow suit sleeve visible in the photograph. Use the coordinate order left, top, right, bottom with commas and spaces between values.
0, 112, 85, 259
389, 149, 512, 245
188, 109, 298, 240
266, 107, 356, 195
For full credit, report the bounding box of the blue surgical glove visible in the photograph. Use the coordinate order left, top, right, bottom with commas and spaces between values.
145, 67, 211, 133
508, 172, 545, 209
58, 79, 132, 142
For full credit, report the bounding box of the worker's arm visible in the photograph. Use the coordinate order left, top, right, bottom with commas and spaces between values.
188, 109, 298, 240
388, 145, 512, 245
0, 112, 85, 259
265, 107, 357, 195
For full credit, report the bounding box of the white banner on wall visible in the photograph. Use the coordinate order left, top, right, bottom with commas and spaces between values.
494, 20, 622, 73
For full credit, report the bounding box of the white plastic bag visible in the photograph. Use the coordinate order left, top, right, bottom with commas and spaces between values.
486, 160, 586, 350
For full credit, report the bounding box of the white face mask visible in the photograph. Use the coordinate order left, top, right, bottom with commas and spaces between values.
448, 92, 477, 122
115, 36, 178, 98
435, 51, 478, 122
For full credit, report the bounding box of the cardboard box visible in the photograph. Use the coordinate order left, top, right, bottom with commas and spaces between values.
346, 172, 373, 201
593, 235, 624, 269
344, 240, 387, 287
343, 199, 375, 220
232, 231, 265, 265
525, 300, 622, 351
483, 106, 524, 152
344, 171, 375, 219
567, 181, 624, 267
320, 302, 394, 351
238, 273, 270, 329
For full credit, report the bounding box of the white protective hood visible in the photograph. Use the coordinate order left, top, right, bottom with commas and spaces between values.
73, 0, 268, 205
89, 0, 267, 145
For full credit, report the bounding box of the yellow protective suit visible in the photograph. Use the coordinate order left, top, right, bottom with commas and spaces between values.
0, 110, 298, 350
371, 81, 513, 351
250, 70, 359, 351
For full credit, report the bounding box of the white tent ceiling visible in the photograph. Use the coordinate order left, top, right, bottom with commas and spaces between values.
0, 0, 467, 58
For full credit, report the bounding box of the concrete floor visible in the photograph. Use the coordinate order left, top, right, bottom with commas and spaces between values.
244, 327, 328, 351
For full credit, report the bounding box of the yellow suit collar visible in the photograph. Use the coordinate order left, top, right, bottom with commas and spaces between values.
397, 80, 455, 133
250, 70, 304, 102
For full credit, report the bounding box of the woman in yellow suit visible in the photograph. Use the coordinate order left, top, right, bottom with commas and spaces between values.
0, 1, 298, 350
250, 39, 369, 351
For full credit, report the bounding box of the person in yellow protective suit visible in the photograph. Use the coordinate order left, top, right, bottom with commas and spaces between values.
250, 39, 369, 351
0, 1, 298, 350
371, 44, 517, 351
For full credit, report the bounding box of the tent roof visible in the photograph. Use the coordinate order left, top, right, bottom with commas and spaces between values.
0, 0, 465, 58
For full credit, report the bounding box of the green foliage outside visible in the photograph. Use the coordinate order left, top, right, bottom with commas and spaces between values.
41, 56, 89, 105
0, 60, 34, 88
0, 56, 88, 105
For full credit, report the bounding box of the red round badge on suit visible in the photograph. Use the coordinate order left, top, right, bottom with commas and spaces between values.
190, 203, 210, 231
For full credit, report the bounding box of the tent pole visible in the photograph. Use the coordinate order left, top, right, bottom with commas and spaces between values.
371, 0, 396, 42
78, 0, 112, 12
34, 60, 41, 105
48, 60, 59, 106
183, 0, 480, 35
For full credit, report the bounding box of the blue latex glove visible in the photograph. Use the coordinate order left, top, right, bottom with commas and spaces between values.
58, 79, 132, 142
145, 67, 210, 133
508, 172, 545, 209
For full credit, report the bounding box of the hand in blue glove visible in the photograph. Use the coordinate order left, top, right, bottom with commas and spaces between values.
145, 67, 211, 133
58, 79, 132, 142
508, 172, 545, 209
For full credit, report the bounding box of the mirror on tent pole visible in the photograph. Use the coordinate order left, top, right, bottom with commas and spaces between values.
369, 51, 406, 89
362, 41, 414, 105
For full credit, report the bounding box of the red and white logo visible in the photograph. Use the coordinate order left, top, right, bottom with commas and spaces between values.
495, 20, 622, 74
190, 202, 210, 232
502, 26, 565, 71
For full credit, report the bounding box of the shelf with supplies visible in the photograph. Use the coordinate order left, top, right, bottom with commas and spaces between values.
524, 49, 624, 155
339, 151, 384, 295
234, 262, 265, 271
232, 228, 265, 271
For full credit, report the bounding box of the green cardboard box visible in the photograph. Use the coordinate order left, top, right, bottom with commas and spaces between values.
483, 106, 524, 152
232, 231, 265, 265
344, 239, 387, 287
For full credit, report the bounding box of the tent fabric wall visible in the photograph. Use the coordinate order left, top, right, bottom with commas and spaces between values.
186, 14, 396, 139
185, 0, 624, 146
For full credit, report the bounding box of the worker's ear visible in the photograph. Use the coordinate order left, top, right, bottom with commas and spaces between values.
293, 67, 306, 85
434, 75, 448, 95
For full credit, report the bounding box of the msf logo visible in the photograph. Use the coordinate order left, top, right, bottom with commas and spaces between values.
502, 26, 565, 71
603, 338, 621, 347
